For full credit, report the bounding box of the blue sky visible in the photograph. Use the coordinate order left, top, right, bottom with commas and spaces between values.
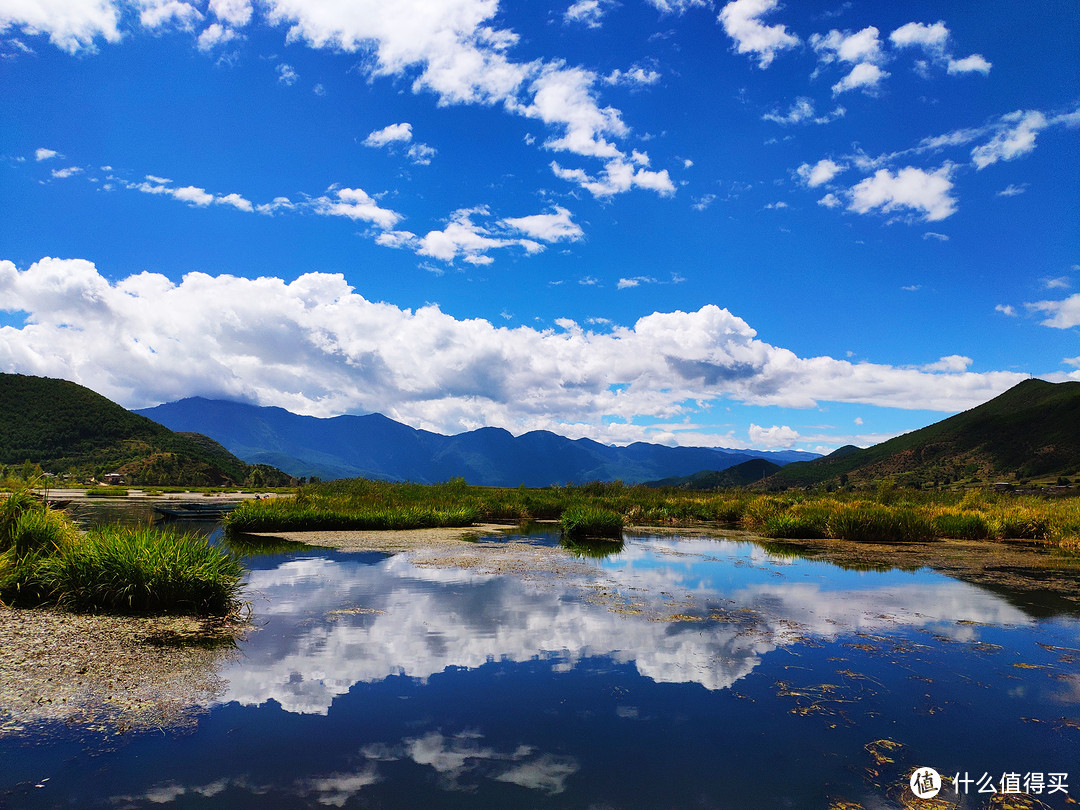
1, 0, 1078, 453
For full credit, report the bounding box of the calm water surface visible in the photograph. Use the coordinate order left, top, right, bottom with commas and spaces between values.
2, 514, 1078, 808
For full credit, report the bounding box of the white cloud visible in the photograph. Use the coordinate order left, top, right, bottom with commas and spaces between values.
276, 62, 298, 85
890, 20, 990, 79
922, 231, 948, 241
406, 143, 437, 165
137, 0, 202, 31
34, 148, 58, 161
417, 207, 542, 264
748, 424, 799, 448
196, 22, 238, 51
889, 21, 948, 52
811, 26, 884, 65
0, 258, 1031, 441
919, 355, 971, 373
314, 187, 402, 230
1044, 276, 1071, 290
847, 165, 956, 222
50, 166, 83, 179
817, 193, 841, 209
796, 158, 844, 188
0, 0, 121, 53
208, 0, 252, 27
604, 66, 661, 86
971, 111, 1047, 169
564, 0, 605, 28
947, 54, 991, 75
645, 0, 707, 12
1026, 294, 1080, 329
718, 0, 799, 69
167, 185, 212, 205
364, 122, 413, 147
995, 304, 1017, 317
762, 97, 845, 126
264, 0, 530, 106
831, 62, 888, 96
997, 184, 1027, 197
501, 206, 583, 242
216, 192, 254, 212
551, 159, 674, 198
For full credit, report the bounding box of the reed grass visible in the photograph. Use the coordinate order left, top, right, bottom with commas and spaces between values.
0, 489, 243, 615
220, 477, 1080, 550
560, 505, 624, 540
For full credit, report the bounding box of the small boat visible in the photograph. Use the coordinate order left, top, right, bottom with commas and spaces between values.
153, 501, 240, 520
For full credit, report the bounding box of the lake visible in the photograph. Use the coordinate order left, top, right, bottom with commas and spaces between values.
2, 509, 1078, 808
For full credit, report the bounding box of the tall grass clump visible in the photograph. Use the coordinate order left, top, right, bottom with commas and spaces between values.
931, 509, 992, 540
28, 527, 243, 615
828, 503, 935, 543
1, 489, 243, 616
560, 505, 624, 540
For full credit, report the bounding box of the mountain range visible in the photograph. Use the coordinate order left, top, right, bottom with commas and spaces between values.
136, 397, 817, 486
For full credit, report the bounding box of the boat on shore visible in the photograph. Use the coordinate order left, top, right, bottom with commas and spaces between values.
152, 501, 240, 520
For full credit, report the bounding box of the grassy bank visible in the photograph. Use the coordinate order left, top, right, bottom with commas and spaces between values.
1, 490, 243, 615
224, 477, 1080, 550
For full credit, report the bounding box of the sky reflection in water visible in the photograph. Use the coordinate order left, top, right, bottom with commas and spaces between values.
3, 529, 1078, 808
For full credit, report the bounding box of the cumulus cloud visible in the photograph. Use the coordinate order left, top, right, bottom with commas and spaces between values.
947, 54, 991, 75
890, 20, 990, 78
501, 206, 583, 242
718, 0, 799, 68
364, 122, 413, 147
208, 0, 252, 27
748, 424, 799, 448
811, 26, 884, 65
313, 187, 402, 230
846, 165, 956, 222
995, 304, 1017, 317
34, 148, 58, 161
0, 258, 1030, 441
889, 21, 948, 52
919, 355, 971, 373
50, 166, 83, 179
137, 0, 202, 31
1026, 294, 1080, 329
796, 158, 844, 188
417, 207, 544, 264
971, 111, 1047, 169
196, 22, 239, 51
831, 62, 888, 96
0, 0, 122, 53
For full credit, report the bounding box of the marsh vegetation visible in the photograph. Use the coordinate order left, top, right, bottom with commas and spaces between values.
225, 477, 1080, 550
0, 488, 243, 615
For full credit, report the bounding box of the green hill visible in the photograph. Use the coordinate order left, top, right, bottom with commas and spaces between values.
0, 373, 291, 486
761, 379, 1080, 490
643, 459, 783, 489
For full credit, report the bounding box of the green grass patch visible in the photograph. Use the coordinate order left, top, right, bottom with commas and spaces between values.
560, 505, 624, 540
1, 490, 242, 615
85, 486, 130, 497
